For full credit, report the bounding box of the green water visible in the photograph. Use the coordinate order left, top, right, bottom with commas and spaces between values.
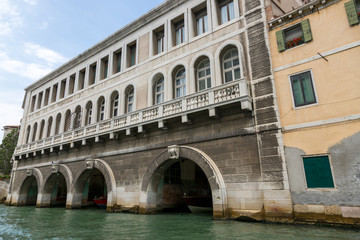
0, 205, 359, 240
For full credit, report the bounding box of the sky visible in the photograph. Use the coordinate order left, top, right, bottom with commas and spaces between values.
0, 0, 164, 142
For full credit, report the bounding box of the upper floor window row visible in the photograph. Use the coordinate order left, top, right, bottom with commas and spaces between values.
24, 45, 243, 144
29, 0, 239, 113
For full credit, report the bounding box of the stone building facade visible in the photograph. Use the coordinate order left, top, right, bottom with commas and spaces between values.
268, 0, 360, 225
8, 0, 292, 221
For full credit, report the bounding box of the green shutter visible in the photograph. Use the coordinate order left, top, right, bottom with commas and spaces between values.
276, 30, 285, 52
303, 156, 335, 188
291, 78, 304, 106
301, 19, 313, 43
345, 0, 359, 25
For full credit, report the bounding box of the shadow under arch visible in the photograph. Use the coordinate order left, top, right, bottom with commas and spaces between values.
15, 168, 43, 206
39, 164, 73, 208
70, 159, 116, 211
139, 145, 228, 219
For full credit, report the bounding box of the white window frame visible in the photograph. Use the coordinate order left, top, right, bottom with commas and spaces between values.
112, 93, 119, 117
126, 87, 134, 113
288, 69, 319, 109
175, 68, 186, 98
222, 48, 241, 83
300, 154, 337, 191
155, 77, 165, 104
197, 58, 211, 91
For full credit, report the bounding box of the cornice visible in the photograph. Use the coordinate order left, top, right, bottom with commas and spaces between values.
268, 0, 340, 30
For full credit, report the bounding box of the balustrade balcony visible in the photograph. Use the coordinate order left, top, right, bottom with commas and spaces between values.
14, 80, 252, 159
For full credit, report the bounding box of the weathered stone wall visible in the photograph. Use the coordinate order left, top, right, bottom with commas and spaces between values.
0, 181, 9, 203
285, 131, 360, 225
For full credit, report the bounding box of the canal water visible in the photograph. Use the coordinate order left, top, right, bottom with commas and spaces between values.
0, 205, 359, 240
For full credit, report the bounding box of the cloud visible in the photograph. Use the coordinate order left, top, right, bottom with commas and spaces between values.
0, 0, 22, 36
23, 0, 37, 5
0, 49, 53, 80
0, 89, 24, 132
24, 42, 69, 65
39, 21, 48, 30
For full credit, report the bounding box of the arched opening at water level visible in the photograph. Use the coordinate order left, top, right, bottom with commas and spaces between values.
141, 146, 227, 218
74, 169, 107, 209
161, 159, 212, 214
18, 176, 38, 206
145, 157, 213, 214
42, 173, 67, 207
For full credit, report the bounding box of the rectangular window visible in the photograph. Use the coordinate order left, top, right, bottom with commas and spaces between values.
89, 63, 97, 85
51, 84, 58, 103
30, 95, 36, 112
60, 79, 66, 99
303, 155, 334, 188
156, 31, 164, 54
112, 49, 122, 74
345, 0, 360, 25
37, 92, 43, 110
128, 43, 137, 67
100, 56, 109, 80
68, 74, 75, 95
195, 9, 208, 36
175, 20, 185, 45
290, 71, 317, 107
44, 88, 50, 106
78, 69, 85, 90
276, 20, 312, 52
219, 0, 234, 24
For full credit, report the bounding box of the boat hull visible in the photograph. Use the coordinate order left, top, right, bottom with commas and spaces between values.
93, 198, 107, 209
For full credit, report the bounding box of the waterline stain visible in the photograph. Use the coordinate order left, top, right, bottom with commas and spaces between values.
0, 205, 359, 240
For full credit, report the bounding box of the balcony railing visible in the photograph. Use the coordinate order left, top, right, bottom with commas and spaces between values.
14, 80, 252, 158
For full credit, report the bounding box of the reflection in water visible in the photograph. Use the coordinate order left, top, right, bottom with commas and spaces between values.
0, 205, 359, 240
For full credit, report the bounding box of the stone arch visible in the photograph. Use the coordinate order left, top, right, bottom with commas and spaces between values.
15, 168, 43, 206
214, 40, 246, 86
70, 159, 116, 210
123, 84, 135, 114
39, 164, 73, 208
140, 145, 228, 219
190, 51, 214, 93
168, 61, 189, 100
148, 71, 166, 106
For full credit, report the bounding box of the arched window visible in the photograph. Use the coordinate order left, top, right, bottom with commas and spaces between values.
25, 125, 31, 144
155, 77, 164, 104
32, 122, 38, 142
85, 101, 93, 125
111, 92, 119, 117
64, 109, 71, 132
55, 114, 61, 135
46, 117, 53, 138
73, 106, 82, 129
196, 58, 211, 91
222, 47, 240, 83
125, 86, 134, 113
97, 97, 105, 121
174, 68, 186, 98
39, 120, 45, 140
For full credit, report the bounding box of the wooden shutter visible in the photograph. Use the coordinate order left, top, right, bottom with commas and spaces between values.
303, 156, 334, 188
276, 30, 285, 52
301, 19, 313, 43
345, 0, 359, 26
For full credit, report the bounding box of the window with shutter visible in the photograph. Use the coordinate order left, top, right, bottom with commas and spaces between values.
303, 156, 335, 188
276, 20, 313, 52
345, 0, 360, 25
289, 70, 317, 108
